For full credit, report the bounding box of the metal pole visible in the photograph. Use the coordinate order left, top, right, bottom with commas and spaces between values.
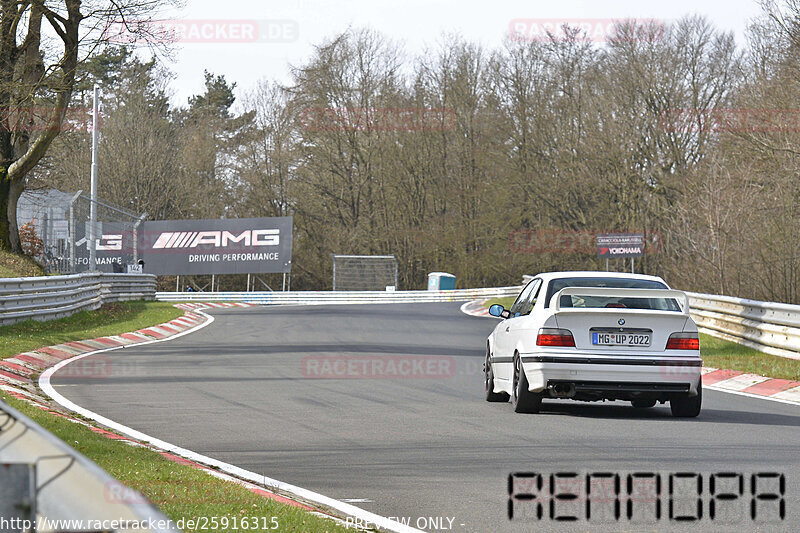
176, 275, 180, 292
133, 213, 147, 264
631, 258, 635, 274
605, 257, 609, 272
88, 85, 100, 272
68, 190, 82, 273
282, 272, 286, 291
211, 274, 215, 292
247, 273, 251, 292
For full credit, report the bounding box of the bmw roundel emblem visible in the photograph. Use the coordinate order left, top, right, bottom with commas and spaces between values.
618, 318, 626, 326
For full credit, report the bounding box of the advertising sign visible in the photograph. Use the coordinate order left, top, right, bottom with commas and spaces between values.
596, 233, 645, 258
74, 221, 135, 272
139, 217, 293, 275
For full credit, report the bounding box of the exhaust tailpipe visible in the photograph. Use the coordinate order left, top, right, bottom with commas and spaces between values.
549, 383, 576, 398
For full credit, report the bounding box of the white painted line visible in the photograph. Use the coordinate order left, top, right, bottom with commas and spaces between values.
705, 384, 800, 406
39, 307, 423, 533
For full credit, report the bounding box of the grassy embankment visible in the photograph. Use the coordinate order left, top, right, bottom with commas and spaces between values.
0, 249, 46, 278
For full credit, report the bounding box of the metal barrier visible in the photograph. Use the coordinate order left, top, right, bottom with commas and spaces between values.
156, 286, 523, 305
687, 292, 800, 360
0, 273, 157, 326
0, 400, 175, 532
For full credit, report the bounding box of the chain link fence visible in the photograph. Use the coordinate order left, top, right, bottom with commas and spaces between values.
332, 254, 398, 291
17, 188, 146, 274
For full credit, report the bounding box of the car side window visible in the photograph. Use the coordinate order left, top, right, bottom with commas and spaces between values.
518, 279, 542, 316
509, 281, 536, 316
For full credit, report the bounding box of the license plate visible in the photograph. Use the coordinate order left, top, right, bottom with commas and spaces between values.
592, 332, 651, 347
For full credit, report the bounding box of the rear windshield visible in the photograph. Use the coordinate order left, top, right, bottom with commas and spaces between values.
544, 277, 681, 312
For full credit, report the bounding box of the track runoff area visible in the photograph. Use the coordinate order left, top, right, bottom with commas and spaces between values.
44, 299, 800, 533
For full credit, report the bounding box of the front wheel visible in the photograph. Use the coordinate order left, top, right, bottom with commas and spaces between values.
670, 380, 702, 418
512, 355, 542, 413
485, 347, 510, 402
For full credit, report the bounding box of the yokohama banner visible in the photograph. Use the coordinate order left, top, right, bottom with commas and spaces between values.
139, 217, 293, 275
596, 233, 645, 258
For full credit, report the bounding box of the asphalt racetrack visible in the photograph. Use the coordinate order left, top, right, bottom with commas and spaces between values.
51, 303, 800, 532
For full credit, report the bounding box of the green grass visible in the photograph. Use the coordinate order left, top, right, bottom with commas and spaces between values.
699, 333, 800, 381
0, 249, 45, 278
479, 299, 800, 381
485, 296, 516, 310
0, 301, 184, 360
1, 395, 349, 532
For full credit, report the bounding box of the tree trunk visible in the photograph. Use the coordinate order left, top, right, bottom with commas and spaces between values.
0, 168, 22, 252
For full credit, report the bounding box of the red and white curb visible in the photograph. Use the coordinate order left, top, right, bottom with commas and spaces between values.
701, 367, 800, 405
1, 302, 421, 533
460, 299, 494, 318
173, 302, 256, 311
0, 310, 212, 387
461, 299, 800, 407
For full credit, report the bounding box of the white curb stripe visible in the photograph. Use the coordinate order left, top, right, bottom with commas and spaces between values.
773, 386, 800, 403
710, 373, 771, 391
39, 307, 422, 533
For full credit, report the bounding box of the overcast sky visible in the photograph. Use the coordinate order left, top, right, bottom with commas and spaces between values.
144, 0, 766, 108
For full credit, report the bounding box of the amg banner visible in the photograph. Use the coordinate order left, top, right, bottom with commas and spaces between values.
74, 221, 136, 273
139, 217, 293, 275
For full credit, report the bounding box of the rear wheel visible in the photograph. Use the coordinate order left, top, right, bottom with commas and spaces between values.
485, 346, 510, 402
512, 354, 542, 413
670, 380, 702, 418
631, 398, 657, 409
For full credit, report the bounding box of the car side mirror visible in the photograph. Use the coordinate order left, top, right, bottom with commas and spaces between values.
489, 304, 511, 319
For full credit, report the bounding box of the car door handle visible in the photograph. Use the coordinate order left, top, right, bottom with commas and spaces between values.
505, 327, 510, 332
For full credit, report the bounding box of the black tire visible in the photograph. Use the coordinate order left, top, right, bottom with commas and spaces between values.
670, 379, 702, 418
631, 398, 657, 409
485, 346, 510, 402
512, 354, 542, 413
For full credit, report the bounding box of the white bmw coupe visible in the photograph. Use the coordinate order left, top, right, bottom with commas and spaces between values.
485, 272, 702, 417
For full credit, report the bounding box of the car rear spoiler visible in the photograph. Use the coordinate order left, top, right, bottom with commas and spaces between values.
552, 287, 690, 315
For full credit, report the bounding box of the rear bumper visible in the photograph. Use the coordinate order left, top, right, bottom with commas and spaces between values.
519, 353, 702, 396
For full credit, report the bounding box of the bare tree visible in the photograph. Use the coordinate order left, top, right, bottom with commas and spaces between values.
0, 0, 177, 252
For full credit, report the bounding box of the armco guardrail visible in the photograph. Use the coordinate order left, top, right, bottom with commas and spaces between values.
0, 273, 157, 326
687, 292, 800, 360
158, 283, 800, 358
156, 286, 523, 305
0, 399, 176, 532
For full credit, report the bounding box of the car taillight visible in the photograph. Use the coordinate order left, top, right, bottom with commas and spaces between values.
537, 328, 575, 347
666, 332, 699, 350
